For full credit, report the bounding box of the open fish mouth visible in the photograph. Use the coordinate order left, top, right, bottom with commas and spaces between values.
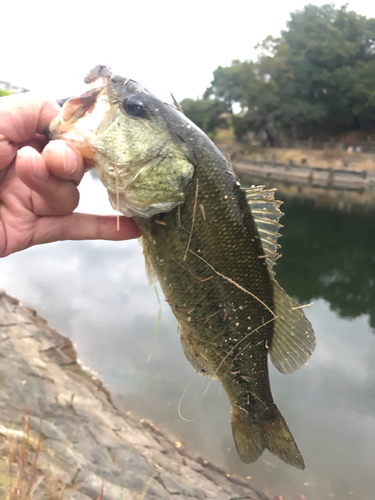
47, 65, 117, 163
47, 87, 110, 161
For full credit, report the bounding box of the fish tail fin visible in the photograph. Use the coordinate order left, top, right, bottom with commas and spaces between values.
231, 407, 305, 469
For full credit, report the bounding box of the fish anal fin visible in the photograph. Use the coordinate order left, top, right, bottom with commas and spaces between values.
231, 406, 305, 469
245, 186, 283, 277
180, 325, 215, 378
270, 281, 316, 374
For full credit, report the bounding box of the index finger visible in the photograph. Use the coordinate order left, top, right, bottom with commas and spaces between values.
0, 93, 61, 170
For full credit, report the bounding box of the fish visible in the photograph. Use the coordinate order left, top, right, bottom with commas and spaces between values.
47, 66, 315, 469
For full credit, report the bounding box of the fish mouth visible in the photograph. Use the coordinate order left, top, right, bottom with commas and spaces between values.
47, 85, 111, 162
60, 89, 102, 124
46, 65, 115, 160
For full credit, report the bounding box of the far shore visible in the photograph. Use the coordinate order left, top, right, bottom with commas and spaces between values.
214, 145, 375, 212
219, 144, 375, 188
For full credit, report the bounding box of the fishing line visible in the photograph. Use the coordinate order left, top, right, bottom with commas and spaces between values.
107, 92, 120, 231
71, 63, 80, 98
147, 285, 162, 362
183, 179, 199, 262
177, 378, 197, 423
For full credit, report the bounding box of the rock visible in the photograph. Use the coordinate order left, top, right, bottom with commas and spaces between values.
0, 292, 268, 500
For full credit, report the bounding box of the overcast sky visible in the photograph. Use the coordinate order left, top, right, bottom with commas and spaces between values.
2, 0, 375, 102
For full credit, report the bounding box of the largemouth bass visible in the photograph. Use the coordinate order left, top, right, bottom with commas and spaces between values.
48, 67, 315, 469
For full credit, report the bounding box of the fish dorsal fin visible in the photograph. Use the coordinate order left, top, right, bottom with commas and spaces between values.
245, 186, 283, 278
270, 281, 316, 374
179, 324, 216, 379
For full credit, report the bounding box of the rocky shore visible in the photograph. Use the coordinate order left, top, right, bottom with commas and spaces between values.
0, 291, 268, 500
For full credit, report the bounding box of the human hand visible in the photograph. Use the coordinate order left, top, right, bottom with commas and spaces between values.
0, 93, 141, 257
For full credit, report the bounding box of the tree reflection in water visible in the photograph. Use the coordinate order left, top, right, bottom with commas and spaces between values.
267, 196, 375, 329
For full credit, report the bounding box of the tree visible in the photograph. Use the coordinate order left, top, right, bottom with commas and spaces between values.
280, 4, 375, 133
179, 98, 230, 138
204, 59, 282, 142
204, 4, 375, 141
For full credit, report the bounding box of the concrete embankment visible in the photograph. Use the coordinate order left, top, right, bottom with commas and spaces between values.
233, 157, 375, 189
0, 291, 267, 500
232, 157, 375, 213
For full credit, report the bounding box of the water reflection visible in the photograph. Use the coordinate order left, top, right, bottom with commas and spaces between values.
278, 199, 375, 329
1, 175, 375, 499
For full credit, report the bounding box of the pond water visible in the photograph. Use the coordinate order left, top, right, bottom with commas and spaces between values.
1, 174, 375, 500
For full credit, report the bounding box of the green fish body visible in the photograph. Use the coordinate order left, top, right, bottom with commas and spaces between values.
48, 68, 315, 469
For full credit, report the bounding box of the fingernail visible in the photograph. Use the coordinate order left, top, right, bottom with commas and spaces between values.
19, 147, 48, 179
62, 143, 78, 175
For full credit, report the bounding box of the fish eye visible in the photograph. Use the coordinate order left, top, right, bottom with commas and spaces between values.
123, 95, 145, 117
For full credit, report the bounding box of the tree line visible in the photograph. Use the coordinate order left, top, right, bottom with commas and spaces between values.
181, 4, 375, 143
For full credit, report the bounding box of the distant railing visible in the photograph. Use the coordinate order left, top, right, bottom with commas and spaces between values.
281, 139, 375, 154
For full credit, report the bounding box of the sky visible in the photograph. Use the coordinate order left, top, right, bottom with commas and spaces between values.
2, 0, 375, 103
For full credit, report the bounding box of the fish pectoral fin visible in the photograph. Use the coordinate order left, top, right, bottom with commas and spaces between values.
270, 281, 316, 374
180, 327, 216, 378
231, 407, 305, 469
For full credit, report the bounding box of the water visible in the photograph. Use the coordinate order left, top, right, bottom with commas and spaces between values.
1, 175, 375, 499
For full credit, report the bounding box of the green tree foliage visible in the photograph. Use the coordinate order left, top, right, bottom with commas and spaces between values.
204, 4, 375, 140
179, 98, 230, 138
